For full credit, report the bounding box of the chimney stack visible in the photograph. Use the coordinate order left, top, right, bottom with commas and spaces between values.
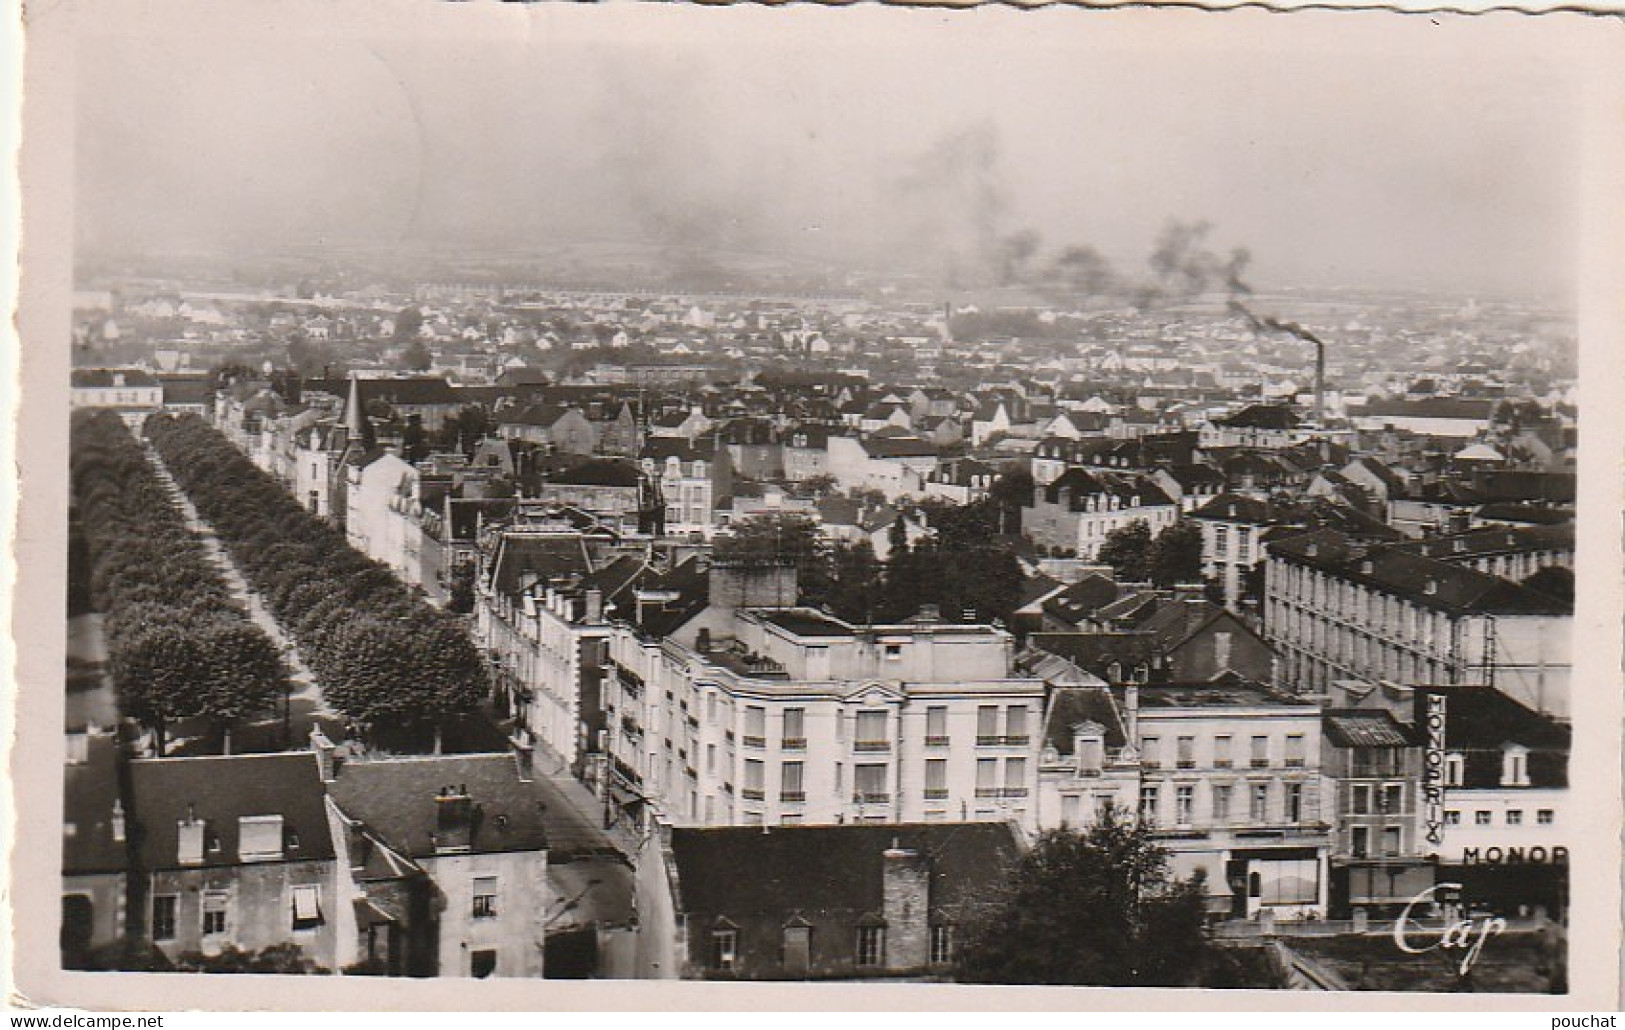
310, 727, 338, 782
1125, 682, 1141, 748
881, 845, 930, 972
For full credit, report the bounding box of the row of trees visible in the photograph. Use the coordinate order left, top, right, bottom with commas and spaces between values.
713, 501, 1026, 625
70, 411, 288, 753
1098, 518, 1206, 588
144, 414, 489, 749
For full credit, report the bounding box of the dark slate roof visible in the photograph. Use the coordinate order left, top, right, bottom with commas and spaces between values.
72, 367, 160, 388
1192, 492, 1276, 524
1472, 503, 1574, 527
1160, 463, 1227, 489
669, 822, 1021, 918
1422, 686, 1569, 789
156, 374, 215, 405
310, 376, 460, 406
1219, 404, 1300, 430
329, 754, 549, 859
1354, 398, 1497, 420
1133, 674, 1303, 709
578, 554, 649, 604
489, 533, 593, 595
863, 434, 938, 459
445, 497, 518, 543
549, 459, 640, 488
1324, 710, 1415, 749
1044, 686, 1128, 754
643, 438, 718, 463
1030, 632, 1158, 678
498, 402, 576, 428
1041, 574, 1122, 624
633, 557, 709, 638
127, 753, 335, 870
1392, 524, 1575, 562
64, 731, 127, 875
1268, 529, 1571, 616
1041, 468, 1174, 509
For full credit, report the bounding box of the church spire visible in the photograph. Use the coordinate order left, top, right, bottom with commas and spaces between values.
342, 374, 375, 450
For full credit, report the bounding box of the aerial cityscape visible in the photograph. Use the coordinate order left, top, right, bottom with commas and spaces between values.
55, 3, 1578, 995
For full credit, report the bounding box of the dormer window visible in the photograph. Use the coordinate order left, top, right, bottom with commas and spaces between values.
1444, 752, 1465, 788
1501, 745, 1530, 787
239, 815, 285, 862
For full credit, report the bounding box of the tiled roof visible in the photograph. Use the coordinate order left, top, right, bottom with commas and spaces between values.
669, 822, 1020, 919
489, 533, 592, 595
1324, 710, 1415, 749
330, 753, 549, 858
127, 753, 335, 870
1043, 686, 1128, 753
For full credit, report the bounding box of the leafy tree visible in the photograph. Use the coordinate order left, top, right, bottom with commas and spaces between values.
438, 404, 496, 455
1149, 520, 1205, 589
955, 808, 1214, 986
1098, 518, 1154, 583
392, 305, 424, 342
401, 338, 434, 373
401, 414, 431, 463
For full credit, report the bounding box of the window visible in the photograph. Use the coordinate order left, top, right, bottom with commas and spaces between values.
1139, 784, 1160, 824
177, 820, 205, 866
710, 929, 738, 971
744, 759, 765, 800
1175, 785, 1194, 825
743, 706, 766, 747
151, 894, 178, 941
1213, 784, 1233, 823
1140, 736, 1161, 769
707, 744, 716, 773
1382, 784, 1405, 815
781, 761, 805, 802
202, 892, 229, 937
1444, 753, 1465, 787
1475, 810, 1492, 826
925, 706, 949, 745
1215, 526, 1229, 556
472, 876, 498, 919
1285, 782, 1304, 823
237, 815, 285, 861
924, 759, 948, 799
1285, 734, 1306, 768
1213, 735, 1233, 769
1538, 809, 1555, 825
782, 925, 811, 974
1351, 784, 1372, 816
1096, 794, 1117, 819
929, 925, 954, 965
1505, 809, 1523, 826
1250, 736, 1269, 768
1382, 827, 1402, 857
1351, 826, 1370, 858
1003, 757, 1027, 796
975, 758, 997, 796
855, 763, 888, 802
470, 949, 497, 979
1250, 783, 1269, 823
976, 706, 999, 743
1061, 794, 1081, 827
856, 926, 886, 967
1176, 736, 1195, 769
1502, 746, 1530, 787
856, 710, 887, 749
1005, 705, 1029, 744
782, 708, 805, 749
291, 885, 322, 930
1445, 810, 1462, 825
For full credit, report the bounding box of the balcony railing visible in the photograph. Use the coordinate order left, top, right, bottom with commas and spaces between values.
854, 740, 890, 753
976, 735, 1029, 747
1000, 787, 1029, 798
741, 735, 766, 749
924, 788, 949, 800
742, 788, 765, 801
1251, 758, 1271, 769
779, 791, 806, 803
781, 738, 806, 751
1214, 759, 1233, 769
1285, 758, 1305, 768
1177, 760, 1196, 770
974, 787, 1001, 798
925, 735, 951, 748
853, 792, 891, 804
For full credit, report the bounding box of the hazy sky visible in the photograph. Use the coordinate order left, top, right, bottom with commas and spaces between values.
72, 2, 1596, 297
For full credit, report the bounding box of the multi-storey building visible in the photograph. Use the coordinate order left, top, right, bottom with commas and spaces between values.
1264, 528, 1571, 719
601, 564, 1046, 832
1036, 676, 1332, 921
1021, 468, 1177, 560
1320, 706, 1433, 917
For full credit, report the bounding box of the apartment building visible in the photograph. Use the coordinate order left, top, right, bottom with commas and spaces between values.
1022, 468, 1177, 560
1036, 677, 1332, 921
1263, 528, 1571, 718
601, 564, 1046, 832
